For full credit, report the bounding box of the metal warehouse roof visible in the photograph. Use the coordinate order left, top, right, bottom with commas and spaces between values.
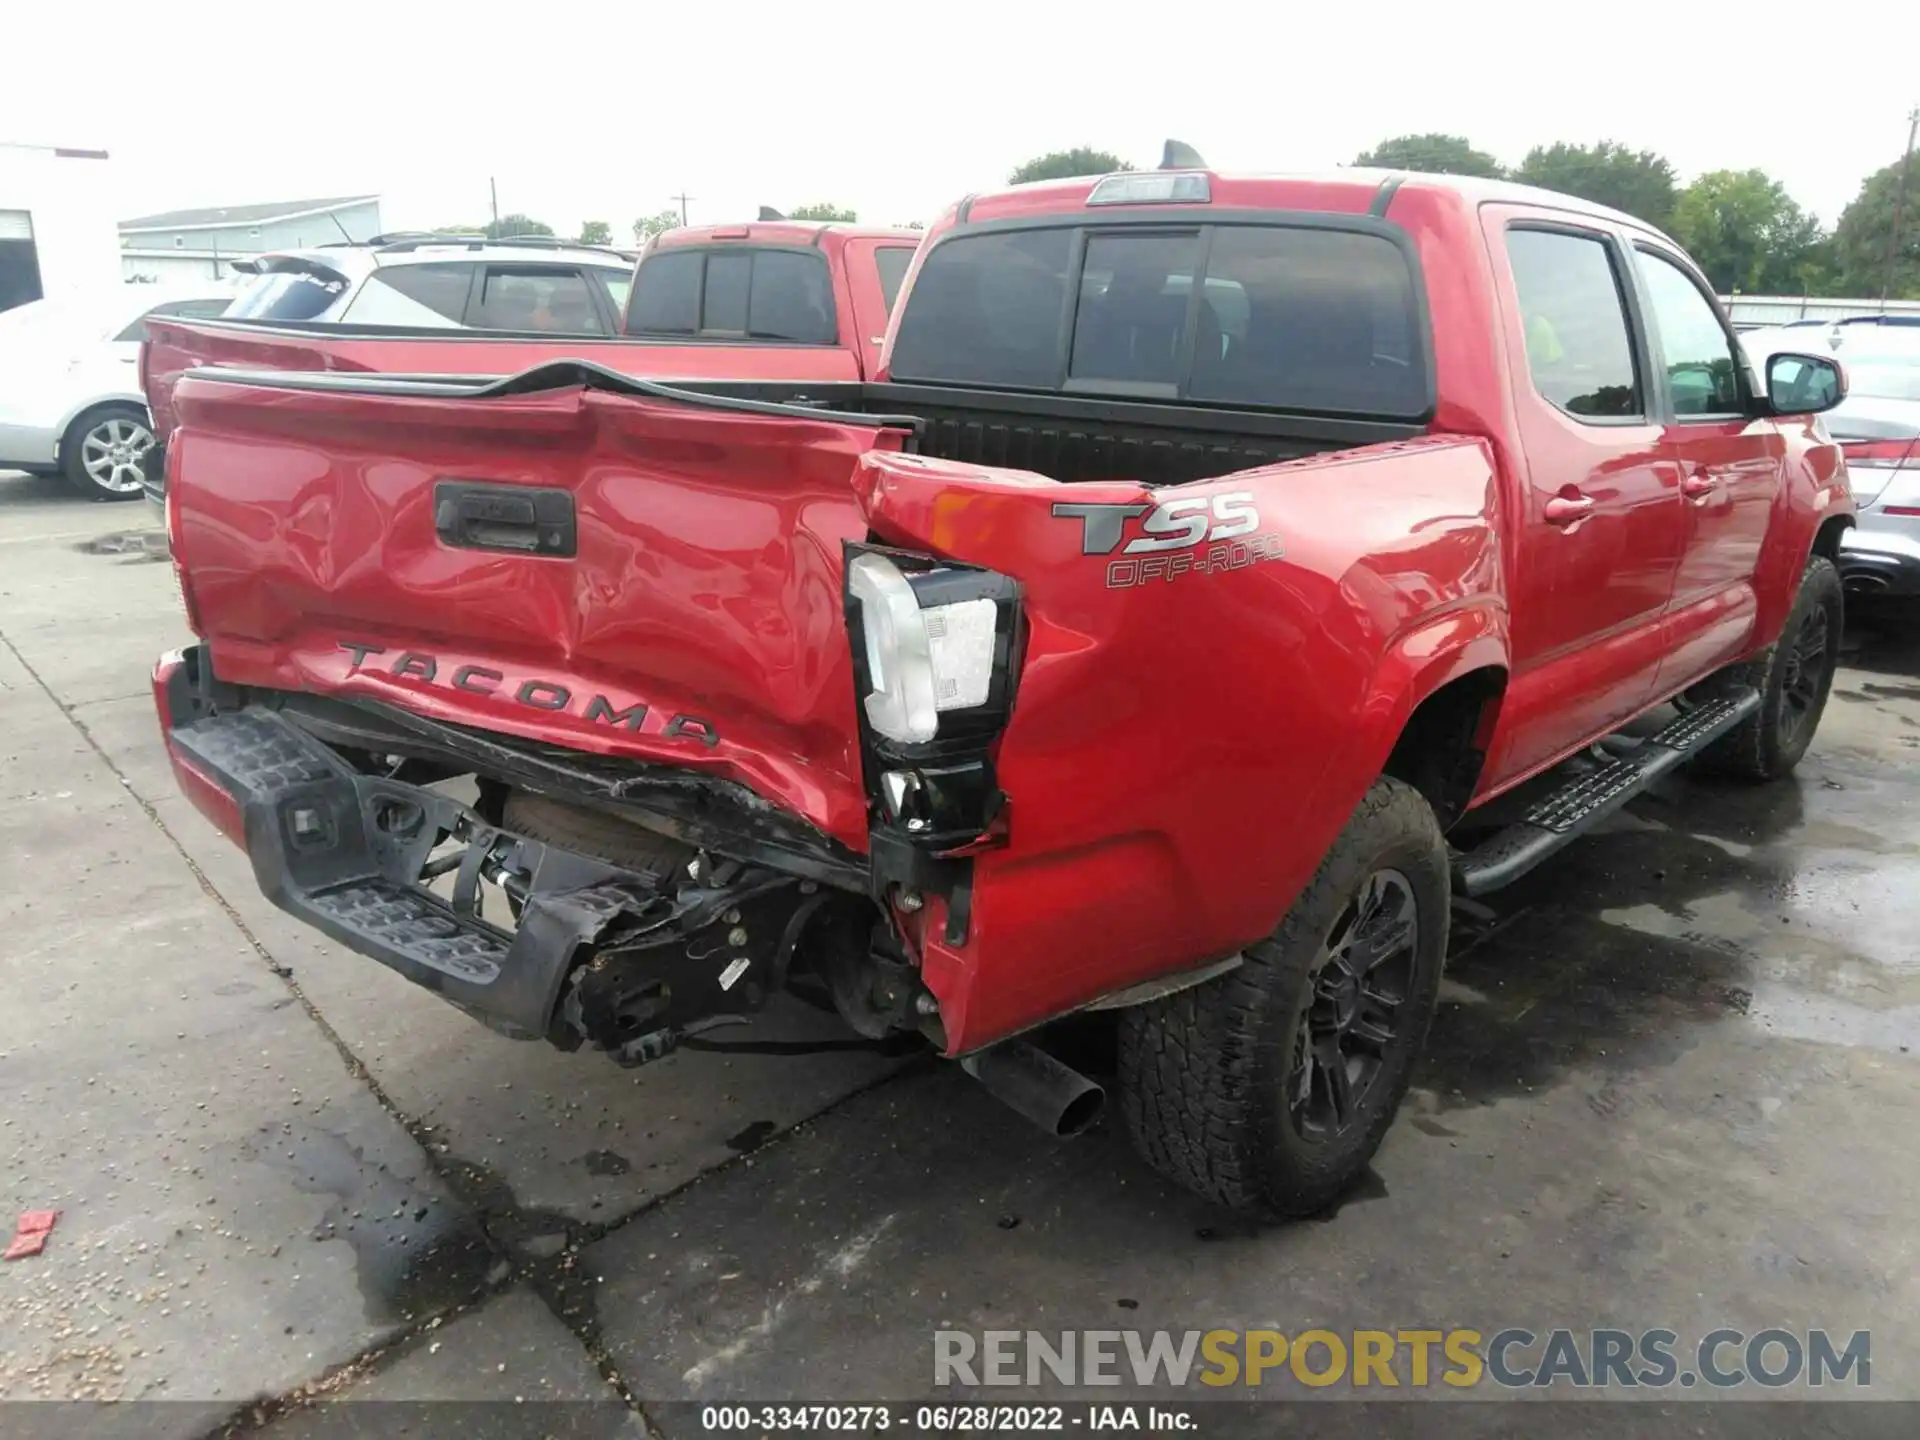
118, 195, 379, 233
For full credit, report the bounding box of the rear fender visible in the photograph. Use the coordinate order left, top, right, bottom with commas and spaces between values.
854, 435, 1505, 1051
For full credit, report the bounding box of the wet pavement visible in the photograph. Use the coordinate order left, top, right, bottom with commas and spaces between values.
3, 468, 1919, 1434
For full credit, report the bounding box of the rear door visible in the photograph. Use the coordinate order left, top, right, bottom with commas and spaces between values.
1630, 244, 1782, 690
1481, 214, 1683, 786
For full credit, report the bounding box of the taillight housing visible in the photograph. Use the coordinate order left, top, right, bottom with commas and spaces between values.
843, 545, 1023, 939
1842, 437, 1920, 472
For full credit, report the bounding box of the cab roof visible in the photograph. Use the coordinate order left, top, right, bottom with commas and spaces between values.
956, 166, 1677, 247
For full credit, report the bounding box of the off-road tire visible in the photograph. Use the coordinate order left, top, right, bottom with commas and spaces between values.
501, 793, 692, 878
1690, 556, 1842, 782
1117, 778, 1448, 1219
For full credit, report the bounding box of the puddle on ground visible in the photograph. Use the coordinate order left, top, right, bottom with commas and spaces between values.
72, 530, 169, 564
240, 1122, 498, 1324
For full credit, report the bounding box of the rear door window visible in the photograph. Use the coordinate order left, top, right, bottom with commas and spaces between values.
472, 266, 605, 333
874, 245, 914, 312
338, 263, 473, 327
889, 222, 1428, 415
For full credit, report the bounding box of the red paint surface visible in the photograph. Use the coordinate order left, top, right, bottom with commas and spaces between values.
156, 174, 1852, 1052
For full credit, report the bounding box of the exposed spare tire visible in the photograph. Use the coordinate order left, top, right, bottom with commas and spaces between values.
501, 792, 694, 879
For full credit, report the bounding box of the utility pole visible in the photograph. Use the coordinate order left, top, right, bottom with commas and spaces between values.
1882, 106, 1919, 308
490, 177, 500, 228
671, 191, 694, 226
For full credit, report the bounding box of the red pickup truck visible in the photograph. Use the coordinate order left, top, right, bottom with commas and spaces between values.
139, 220, 920, 510
149, 153, 1854, 1218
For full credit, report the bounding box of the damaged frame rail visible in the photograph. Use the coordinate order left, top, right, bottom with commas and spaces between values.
154, 651, 865, 1068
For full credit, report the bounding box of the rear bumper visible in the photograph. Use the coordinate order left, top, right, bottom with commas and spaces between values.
1839, 524, 1920, 598
151, 648, 805, 1048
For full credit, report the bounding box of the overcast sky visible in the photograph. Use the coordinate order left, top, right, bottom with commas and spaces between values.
4, 2, 1913, 238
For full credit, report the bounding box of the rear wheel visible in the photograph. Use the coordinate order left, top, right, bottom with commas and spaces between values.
1117, 778, 1448, 1218
1691, 556, 1842, 781
61, 404, 153, 502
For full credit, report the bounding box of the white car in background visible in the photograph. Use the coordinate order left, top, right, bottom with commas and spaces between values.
0, 286, 236, 500
1743, 325, 1920, 601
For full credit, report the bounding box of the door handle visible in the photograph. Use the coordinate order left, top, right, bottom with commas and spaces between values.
433, 481, 577, 557
1543, 493, 1595, 526
1680, 469, 1721, 498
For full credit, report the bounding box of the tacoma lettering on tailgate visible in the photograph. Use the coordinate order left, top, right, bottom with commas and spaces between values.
337, 642, 720, 747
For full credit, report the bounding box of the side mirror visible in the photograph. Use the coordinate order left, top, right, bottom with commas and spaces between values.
1765, 351, 1847, 416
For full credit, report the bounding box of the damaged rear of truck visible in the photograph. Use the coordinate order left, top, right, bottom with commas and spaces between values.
160, 159, 1821, 1218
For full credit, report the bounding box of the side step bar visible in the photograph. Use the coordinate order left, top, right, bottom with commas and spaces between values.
1452, 689, 1761, 897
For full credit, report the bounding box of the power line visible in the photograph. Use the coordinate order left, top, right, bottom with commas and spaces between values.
670, 191, 695, 227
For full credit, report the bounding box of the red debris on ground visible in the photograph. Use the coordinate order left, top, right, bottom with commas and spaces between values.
4, 1210, 60, 1261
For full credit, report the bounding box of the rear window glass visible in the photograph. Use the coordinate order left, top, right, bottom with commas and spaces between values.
875, 246, 914, 312
889, 223, 1428, 415
628, 250, 701, 333
890, 227, 1073, 388
226, 265, 348, 322
703, 253, 752, 332
626, 248, 837, 343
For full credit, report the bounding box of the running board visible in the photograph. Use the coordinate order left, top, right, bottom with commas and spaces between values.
1452, 689, 1761, 897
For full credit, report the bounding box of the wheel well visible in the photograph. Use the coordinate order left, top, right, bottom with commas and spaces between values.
1811, 513, 1852, 563
1383, 667, 1506, 830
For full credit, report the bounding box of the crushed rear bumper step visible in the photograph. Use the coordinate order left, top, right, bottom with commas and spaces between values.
1452, 689, 1761, 897
165, 706, 796, 1045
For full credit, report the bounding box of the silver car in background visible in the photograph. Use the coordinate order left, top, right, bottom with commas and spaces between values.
1744, 327, 1920, 601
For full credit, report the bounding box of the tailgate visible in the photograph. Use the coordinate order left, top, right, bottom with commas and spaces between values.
143, 317, 864, 444
167, 367, 909, 850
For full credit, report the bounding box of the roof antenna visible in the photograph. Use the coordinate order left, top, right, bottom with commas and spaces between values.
1160, 139, 1207, 171
757, 206, 787, 222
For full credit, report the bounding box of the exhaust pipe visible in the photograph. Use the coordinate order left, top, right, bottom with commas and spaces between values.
961, 1040, 1105, 1138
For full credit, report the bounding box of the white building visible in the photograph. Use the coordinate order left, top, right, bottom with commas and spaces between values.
119, 196, 382, 284
0, 141, 125, 315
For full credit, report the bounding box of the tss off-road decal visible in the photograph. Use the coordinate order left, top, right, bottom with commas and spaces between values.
1052, 493, 1285, 589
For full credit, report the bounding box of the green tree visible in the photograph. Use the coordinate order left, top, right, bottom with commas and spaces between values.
1514, 141, 1678, 229
789, 202, 858, 222
1353, 133, 1504, 179
1670, 169, 1826, 294
1009, 148, 1129, 184
576, 220, 613, 246
1831, 155, 1920, 300
484, 214, 554, 240
632, 210, 681, 245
